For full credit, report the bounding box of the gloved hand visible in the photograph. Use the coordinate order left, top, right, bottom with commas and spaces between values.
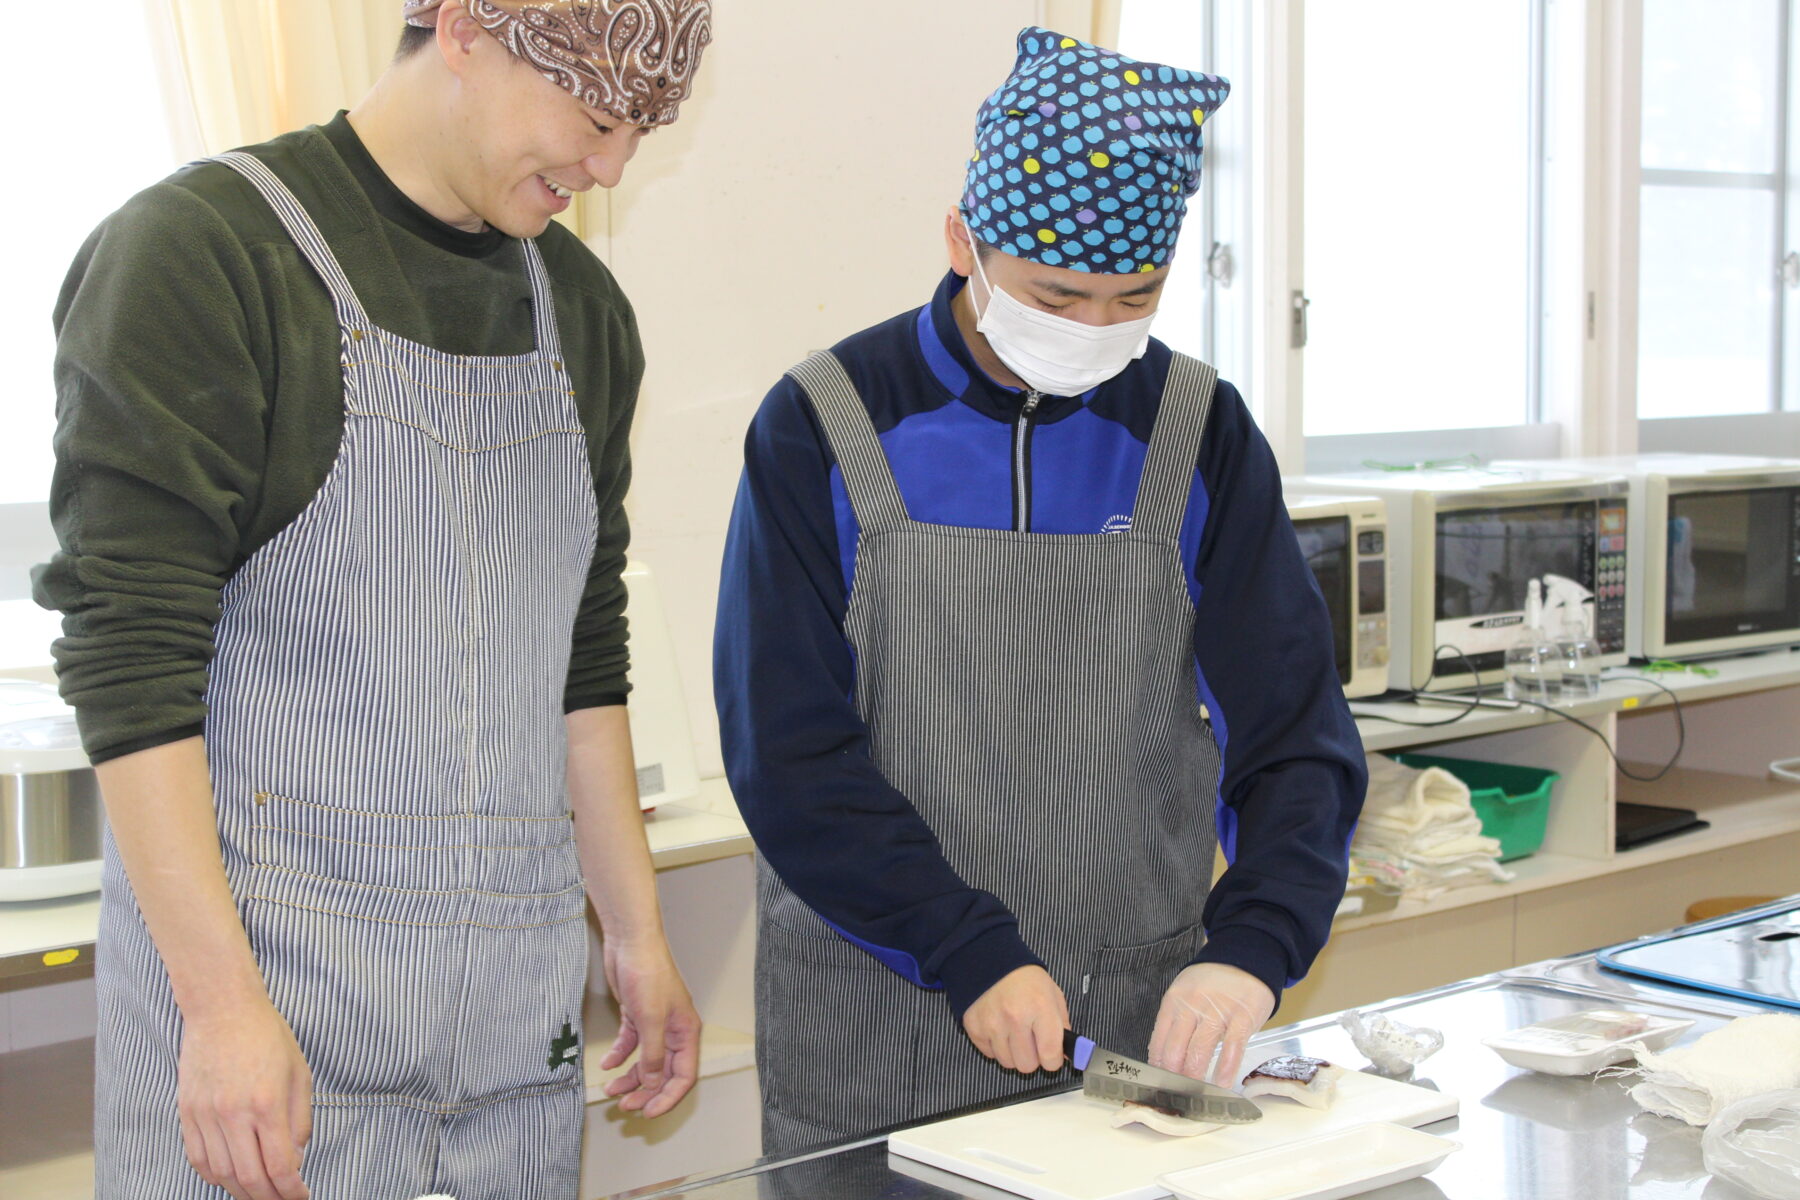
1147, 962, 1276, 1086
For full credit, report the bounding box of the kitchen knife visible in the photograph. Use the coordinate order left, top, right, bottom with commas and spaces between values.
1062, 1030, 1263, 1125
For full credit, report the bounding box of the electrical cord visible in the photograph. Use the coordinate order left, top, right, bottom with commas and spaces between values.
1344, 645, 1496, 728
1349, 644, 1688, 782
1505, 673, 1687, 782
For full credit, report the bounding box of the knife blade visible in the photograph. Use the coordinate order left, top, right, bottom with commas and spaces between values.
1062, 1030, 1262, 1125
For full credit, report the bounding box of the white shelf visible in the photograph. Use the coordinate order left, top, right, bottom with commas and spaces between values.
1333, 765, 1800, 933
644, 777, 752, 869
1351, 646, 1800, 753
1614, 764, 1800, 865
0, 894, 98, 978
0, 778, 750, 978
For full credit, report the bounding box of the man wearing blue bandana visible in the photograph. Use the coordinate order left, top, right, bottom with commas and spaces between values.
716, 28, 1366, 1151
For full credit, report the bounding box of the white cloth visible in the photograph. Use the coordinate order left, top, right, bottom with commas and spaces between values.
1360, 755, 1480, 836
1626, 1014, 1800, 1126
1352, 755, 1512, 899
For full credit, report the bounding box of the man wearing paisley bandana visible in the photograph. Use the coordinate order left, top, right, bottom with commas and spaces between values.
38, 3, 712, 1198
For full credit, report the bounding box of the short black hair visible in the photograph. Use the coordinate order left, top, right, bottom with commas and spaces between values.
394, 23, 433, 61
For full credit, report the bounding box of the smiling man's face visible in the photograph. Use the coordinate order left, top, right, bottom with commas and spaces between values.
443, 20, 651, 237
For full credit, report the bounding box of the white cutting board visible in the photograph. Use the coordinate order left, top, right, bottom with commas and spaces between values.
887, 1071, 1458, 1200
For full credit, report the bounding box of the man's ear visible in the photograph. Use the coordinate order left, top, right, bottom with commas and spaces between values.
945, 205, 976, 279
435, 1, 484, 74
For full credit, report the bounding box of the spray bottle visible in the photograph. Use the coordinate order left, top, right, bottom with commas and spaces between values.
1542, 573, 1602, 701
1503, 578, 1559, 704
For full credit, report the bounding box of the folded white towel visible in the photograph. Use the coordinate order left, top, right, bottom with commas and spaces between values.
1625, 1014, 1800, 1126
1360, 756, 1475, 835
1351, 755, 1512, 899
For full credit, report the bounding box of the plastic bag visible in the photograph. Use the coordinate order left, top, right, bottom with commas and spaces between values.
1702, 1089, 1800, 1200
1338, 1008, 1444, 1075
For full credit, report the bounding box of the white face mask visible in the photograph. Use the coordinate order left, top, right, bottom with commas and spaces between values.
964, 220, 1157, 397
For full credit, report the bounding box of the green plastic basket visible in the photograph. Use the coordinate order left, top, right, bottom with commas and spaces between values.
1389, 753, 1561, 863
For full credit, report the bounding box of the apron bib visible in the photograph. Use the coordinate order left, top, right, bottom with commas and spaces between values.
93, 151, 598, 1199
755, 351, 1222, 1153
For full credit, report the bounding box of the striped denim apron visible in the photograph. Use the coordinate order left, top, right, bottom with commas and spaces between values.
92, 152, 598, 1199
754, 351, 1222, 1153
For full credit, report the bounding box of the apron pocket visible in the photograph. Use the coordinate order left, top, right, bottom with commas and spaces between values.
244, 869, 466, 1103
242, 790, 588, 1106
244, 866, 588, 1106
457, 899, 590, 1101
1074, 922, 1205, 1061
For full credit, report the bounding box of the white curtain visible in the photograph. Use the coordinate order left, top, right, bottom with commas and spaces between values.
148, 0, 394, 157
144, 0, 601, 239
1040, 0, 1124, 48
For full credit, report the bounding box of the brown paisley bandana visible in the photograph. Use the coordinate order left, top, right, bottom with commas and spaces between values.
403, 0, 713, 126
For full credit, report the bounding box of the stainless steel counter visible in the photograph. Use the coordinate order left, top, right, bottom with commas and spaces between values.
610, 903, 1800, 1200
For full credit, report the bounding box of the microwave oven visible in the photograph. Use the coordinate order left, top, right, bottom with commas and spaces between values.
1296, 467, 1632, 692
1284, 493, 1390, 698
1497, 454, 1800, 661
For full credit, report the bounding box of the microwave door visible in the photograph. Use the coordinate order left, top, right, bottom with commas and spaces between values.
1665, 487, 1800, 645
1434, 502, 1597, 681
1294, 516, 1353, 688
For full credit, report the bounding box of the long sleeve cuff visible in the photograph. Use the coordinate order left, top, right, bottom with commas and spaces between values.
1191, 924, 1294, 1014
938, 923, 1046, 1020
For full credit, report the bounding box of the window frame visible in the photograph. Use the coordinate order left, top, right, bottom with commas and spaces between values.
1635, 0, 1794, 424
1291, 0, 1560, 468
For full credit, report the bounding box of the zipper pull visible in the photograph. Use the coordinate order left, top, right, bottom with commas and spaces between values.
1022, 390, 1043, 416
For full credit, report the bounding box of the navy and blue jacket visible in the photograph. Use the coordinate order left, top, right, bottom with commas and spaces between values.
714, 270, 1366, 1019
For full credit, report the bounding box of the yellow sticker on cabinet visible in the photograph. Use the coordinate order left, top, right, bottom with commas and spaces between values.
41, 948, 80, 967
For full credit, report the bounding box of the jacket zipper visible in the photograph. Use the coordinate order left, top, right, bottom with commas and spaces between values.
1012, 390, 1043, 533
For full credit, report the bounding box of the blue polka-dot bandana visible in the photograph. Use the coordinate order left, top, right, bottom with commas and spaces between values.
962, 27, 1229, 275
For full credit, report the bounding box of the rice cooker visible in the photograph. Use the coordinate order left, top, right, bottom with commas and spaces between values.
0, 678, 101, 902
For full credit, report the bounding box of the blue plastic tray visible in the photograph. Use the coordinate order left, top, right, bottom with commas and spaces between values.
1597, 899, 1800, 1011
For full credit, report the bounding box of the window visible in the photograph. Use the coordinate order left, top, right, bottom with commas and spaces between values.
1301, 0, 1545, 437
1637, 0, 1795, 419
1115, 0, 1256, 407
4, 2, 181, 505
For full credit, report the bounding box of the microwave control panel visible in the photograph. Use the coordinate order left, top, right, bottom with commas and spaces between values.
1595, 501, 1629, 653
1355, 527, 1388, 672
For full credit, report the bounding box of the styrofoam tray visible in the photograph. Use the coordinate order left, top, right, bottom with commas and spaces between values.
1157, 1122, 1461, 1200
1481, 1008, 1694, 1075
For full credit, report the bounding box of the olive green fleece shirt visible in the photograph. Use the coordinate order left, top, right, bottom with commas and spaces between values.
35, 113, 640, 765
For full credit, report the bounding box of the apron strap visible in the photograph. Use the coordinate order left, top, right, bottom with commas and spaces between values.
210, 151, 372, 335
1130, 352, 1219, 540
519, 238, 565, 363
787, 351, 911, 534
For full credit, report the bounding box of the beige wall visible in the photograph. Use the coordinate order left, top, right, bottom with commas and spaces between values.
601, 1, 1058, 773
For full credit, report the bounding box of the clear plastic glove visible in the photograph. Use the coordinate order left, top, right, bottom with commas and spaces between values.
1702, 1089, 1800, 1200
1148, 963, 1276, 1086
1338, 1008, 1444, 1075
